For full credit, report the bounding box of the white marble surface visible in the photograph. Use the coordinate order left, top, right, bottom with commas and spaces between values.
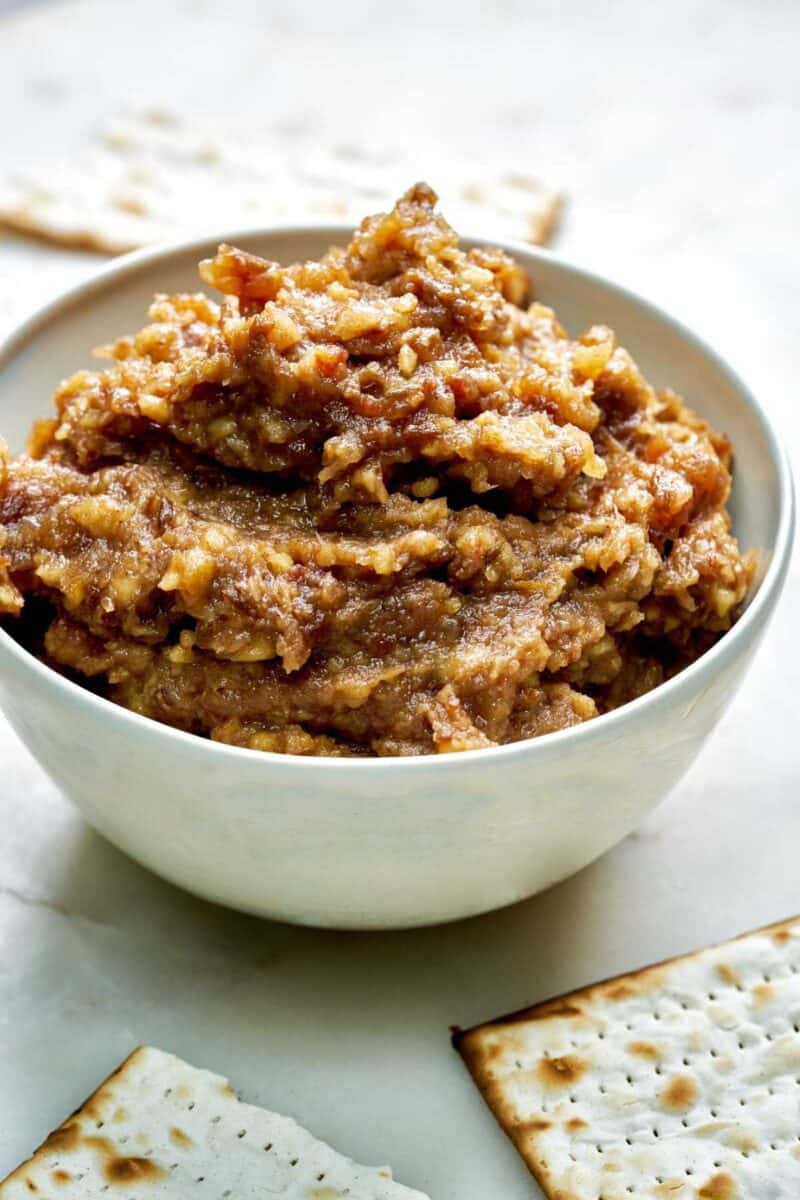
0, 1, 797, 1196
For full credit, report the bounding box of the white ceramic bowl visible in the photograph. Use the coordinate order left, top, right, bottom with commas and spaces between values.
0, 228, 793, 929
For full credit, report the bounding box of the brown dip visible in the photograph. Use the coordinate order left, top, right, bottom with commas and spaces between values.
0, 184, 754, 756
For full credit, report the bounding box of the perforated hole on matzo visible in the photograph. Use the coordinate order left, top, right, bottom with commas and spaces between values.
454, 917, 800, 1200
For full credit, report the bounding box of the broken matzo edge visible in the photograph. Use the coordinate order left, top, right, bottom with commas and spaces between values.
0, 1046, 429, 1199
454, 916, 800, 1200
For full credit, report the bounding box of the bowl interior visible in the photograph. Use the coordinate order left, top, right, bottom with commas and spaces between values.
0, 229, 782, 572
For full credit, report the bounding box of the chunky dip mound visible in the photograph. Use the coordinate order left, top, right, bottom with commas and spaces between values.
0, 185, 754, 756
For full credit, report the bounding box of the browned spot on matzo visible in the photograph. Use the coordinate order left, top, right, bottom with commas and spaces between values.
50, 1172, 71, 1185
483, 1039, 515, 1066
751, 982, 774, 1007
536, 1055, 587, 1087
565, 1117, 587, 1132
82, 1136, 115, 1159
530, 1001, 584, 1020
659, 1074, 697, 1111
715, 962, 740, 987
102, 1157, 166, 1185
628, 1039, 661, 1059
607, 983, 636, 1001
654, 1182, 687, 1198
481, 999, 585, 1027
169, 1126, 193, 1148
40, 1124, 81, 1155
698, 1173, 737, 1199
517, 1118, 551, 1133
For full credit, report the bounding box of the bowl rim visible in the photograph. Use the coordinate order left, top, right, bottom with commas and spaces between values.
0, 223, 794, 772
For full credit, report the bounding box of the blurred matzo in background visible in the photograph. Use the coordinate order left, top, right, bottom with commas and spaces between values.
0, 108, 562, 254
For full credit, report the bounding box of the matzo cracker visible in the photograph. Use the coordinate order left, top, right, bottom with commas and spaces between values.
0, 1046, 429, 1199
455, 917, 800, 1200
0, 108, 561, 254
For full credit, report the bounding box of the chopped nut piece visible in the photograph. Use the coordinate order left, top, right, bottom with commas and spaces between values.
137, 392, 171, 423
397, 344, 418, 377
